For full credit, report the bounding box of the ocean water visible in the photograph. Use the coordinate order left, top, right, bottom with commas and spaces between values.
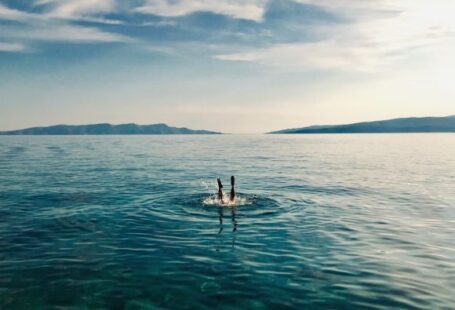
0, 134, 454, 309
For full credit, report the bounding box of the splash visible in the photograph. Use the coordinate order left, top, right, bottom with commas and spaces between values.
202, 193, 252, 207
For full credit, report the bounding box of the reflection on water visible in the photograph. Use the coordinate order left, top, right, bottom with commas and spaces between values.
0, 134, 455, 309
216, 206, 238, 251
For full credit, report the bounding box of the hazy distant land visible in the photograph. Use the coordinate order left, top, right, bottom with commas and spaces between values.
0, 123, 221, 135
270, 116, 455, 134
1, 116, 455, 135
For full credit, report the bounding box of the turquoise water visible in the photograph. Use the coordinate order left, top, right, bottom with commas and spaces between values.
0, 134, 454, 309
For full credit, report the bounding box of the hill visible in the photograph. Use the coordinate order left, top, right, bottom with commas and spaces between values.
270, 116, 455, 134
0, 123, 221, 135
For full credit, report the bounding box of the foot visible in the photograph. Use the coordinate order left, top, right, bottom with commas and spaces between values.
217, 178, 224, 203
217, 178, 223, 190
230, 176, 236, 201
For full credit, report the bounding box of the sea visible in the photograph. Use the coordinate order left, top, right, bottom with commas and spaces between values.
0, 134, 454, 309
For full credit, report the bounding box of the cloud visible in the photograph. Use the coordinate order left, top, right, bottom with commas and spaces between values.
0, 2, 129, 51
215, 0, 455, 72
0, 4, 32, 20
33, 0, 123, 24
1, 0, 454, 66
215, 40, 387, 72
214, 36, 445, 72
136, 0, 267, 22
295, 0, 394, 11
2, 23, 128, 43
0, 42, 27, 52
35, 0, 116, 18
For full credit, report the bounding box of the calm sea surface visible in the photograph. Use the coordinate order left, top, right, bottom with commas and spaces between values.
0, 134, 454, 309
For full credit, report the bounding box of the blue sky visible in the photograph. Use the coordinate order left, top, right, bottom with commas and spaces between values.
1, 0, 455, 133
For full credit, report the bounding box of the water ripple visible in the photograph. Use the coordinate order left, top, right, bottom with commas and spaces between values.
0, 135, 454, 309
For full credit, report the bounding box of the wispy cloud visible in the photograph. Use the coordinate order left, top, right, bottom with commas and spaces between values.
0, 42, 27, 52
33, 0, 124, 24
136, 0, 267, 22
35, 0, 117, 18
2, 23, 128, 43
214, 37, 443, 72
1, 0, 455, 70
0, 4, 32, 20
215, 0, 455, 72
0, 2, 129, 52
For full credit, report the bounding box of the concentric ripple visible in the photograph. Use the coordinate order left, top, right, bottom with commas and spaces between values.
0, 134, 454, 309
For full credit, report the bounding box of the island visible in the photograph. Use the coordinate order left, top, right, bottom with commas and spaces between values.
0, 123, 221, 135
269, 115, 455, 134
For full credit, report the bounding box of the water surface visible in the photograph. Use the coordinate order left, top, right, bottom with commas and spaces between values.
0, 134, 454, 309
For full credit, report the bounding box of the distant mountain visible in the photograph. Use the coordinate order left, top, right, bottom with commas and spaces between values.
0, 123, 221, 135
270, 116, 455, 134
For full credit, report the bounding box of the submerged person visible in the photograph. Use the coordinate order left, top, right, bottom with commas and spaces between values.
217, 176, 236, 204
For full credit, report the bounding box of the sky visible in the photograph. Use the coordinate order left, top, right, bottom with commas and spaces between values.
1, 0, 455, 133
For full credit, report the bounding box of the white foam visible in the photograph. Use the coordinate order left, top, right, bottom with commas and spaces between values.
202, 193, 252, 207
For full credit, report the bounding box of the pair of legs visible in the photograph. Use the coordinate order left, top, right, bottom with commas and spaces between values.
217, 176, 235, 204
